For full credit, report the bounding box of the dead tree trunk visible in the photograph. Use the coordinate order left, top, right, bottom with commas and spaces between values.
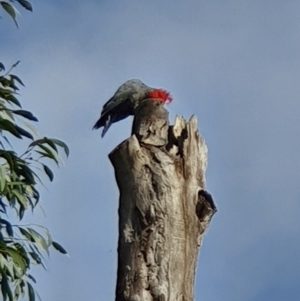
109, 100, 217, 301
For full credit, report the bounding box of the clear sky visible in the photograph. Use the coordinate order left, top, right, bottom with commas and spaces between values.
1, 0, 300, 300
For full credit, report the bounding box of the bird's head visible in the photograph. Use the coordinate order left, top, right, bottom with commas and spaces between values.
149, 89, 173, 104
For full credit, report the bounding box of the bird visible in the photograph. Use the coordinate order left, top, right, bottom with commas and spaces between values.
93, 79, 173, 137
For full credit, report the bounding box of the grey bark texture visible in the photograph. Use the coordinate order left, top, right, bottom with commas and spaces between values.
109, 99, 217, 301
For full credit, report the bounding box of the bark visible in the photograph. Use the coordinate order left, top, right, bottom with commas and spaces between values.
109, 99, 217, 301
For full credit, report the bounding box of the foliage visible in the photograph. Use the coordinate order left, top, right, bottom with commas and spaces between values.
1, 3, 69, 300
0, 61, 69, 301
0, 0, 33, 28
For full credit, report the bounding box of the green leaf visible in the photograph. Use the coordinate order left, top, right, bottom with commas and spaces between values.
18, 163, 36, 185
15, 124, 34, 139
1, 274, 13, 301
29, 137, 59, 153
0, 119, 22, 138
27, 274, 36, 283
29, 244, 44, 261
14, 243, 30, 268
41, 226, 52, 245
0, 253, 15, 279
0, 150, 14, 171
11, 110, 38, 121
0, 165, 6, 192
19, 279, 25, 296
27, 228, 48, 252
0, 218, 13, 237
0, 85, 13, 94
27, 282, 35, 301
44, 137, 57, 152
28, 138, 46, 148
0, 62, 5, 71
35, 148, 59, 165
52, 241, 67, 255
31, 186, 40, 205
12, 189, 28, 209
14, 282, 21, 299
43, 164, 54, 182
0, 109, 15, 122
10, 74, 25, 87
1, 1, 18, 28
17, 0, 32, 12
6, 79, 18, 91
5, 247, 27, 273
4, 94, 22, 107
19, 227, 34, 242
51, 138, 70, 157
29, 251, 41, 264
19, 205, 25, 220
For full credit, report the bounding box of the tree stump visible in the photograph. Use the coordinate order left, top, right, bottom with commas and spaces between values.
109, 99, 217, 301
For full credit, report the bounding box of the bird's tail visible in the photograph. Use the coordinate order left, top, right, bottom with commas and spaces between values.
93, 114, 111, 137
101, 116, 112, 138
92, 119, 102, 130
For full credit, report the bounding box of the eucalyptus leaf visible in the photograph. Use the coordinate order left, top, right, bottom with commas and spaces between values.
1, 274, 13, 301
44, 137, 57, 152
5, 247, 27, 273
17, 0, 32, 12
27, 228, 48, 253
12, 189, 29, 209
4, 94, 22, 108
0, 62, 5, 71
15, 125, 34, 139
0, 119, 22, 138
1, 7, 69, 301
1, 1, 18, 28
18, 163, 36, 185
19, 227, 34, 242
28, 138, 47, 148
43, 164, 54, 182
29, 252, 41, 264
14, 243, 30, 268
27, 282, 35, 301
19, 205, 25, 220
0, 165, 6, 192
27, 274, 36, 283
0, 218, 13, 237
35, 150, 59, 165
11, 110, 38, 121
52, 138, 70, 157
52, 241, 67, 254
10, 74, 25, 86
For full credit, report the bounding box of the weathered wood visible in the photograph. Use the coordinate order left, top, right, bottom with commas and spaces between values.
109, 99, 217, 301
132, 100, 169, 146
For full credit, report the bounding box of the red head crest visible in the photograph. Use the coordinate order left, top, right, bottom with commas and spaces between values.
149, 89, 173, 104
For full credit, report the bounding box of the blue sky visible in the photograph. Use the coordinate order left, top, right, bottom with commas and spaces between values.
1, 0, 300, 300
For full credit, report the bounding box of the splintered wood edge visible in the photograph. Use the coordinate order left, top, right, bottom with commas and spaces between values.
109, 115, 207, 178
173, 115, 187, 138
187, 115, 208, 177
173, 114, 207, 169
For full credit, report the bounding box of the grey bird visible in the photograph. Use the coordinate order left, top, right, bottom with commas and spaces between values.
93, 79, 172, 137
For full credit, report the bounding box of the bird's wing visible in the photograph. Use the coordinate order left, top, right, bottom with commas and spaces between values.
100, 79, 149, 116
101, 115, 111, 138
100, 90, 133, 117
